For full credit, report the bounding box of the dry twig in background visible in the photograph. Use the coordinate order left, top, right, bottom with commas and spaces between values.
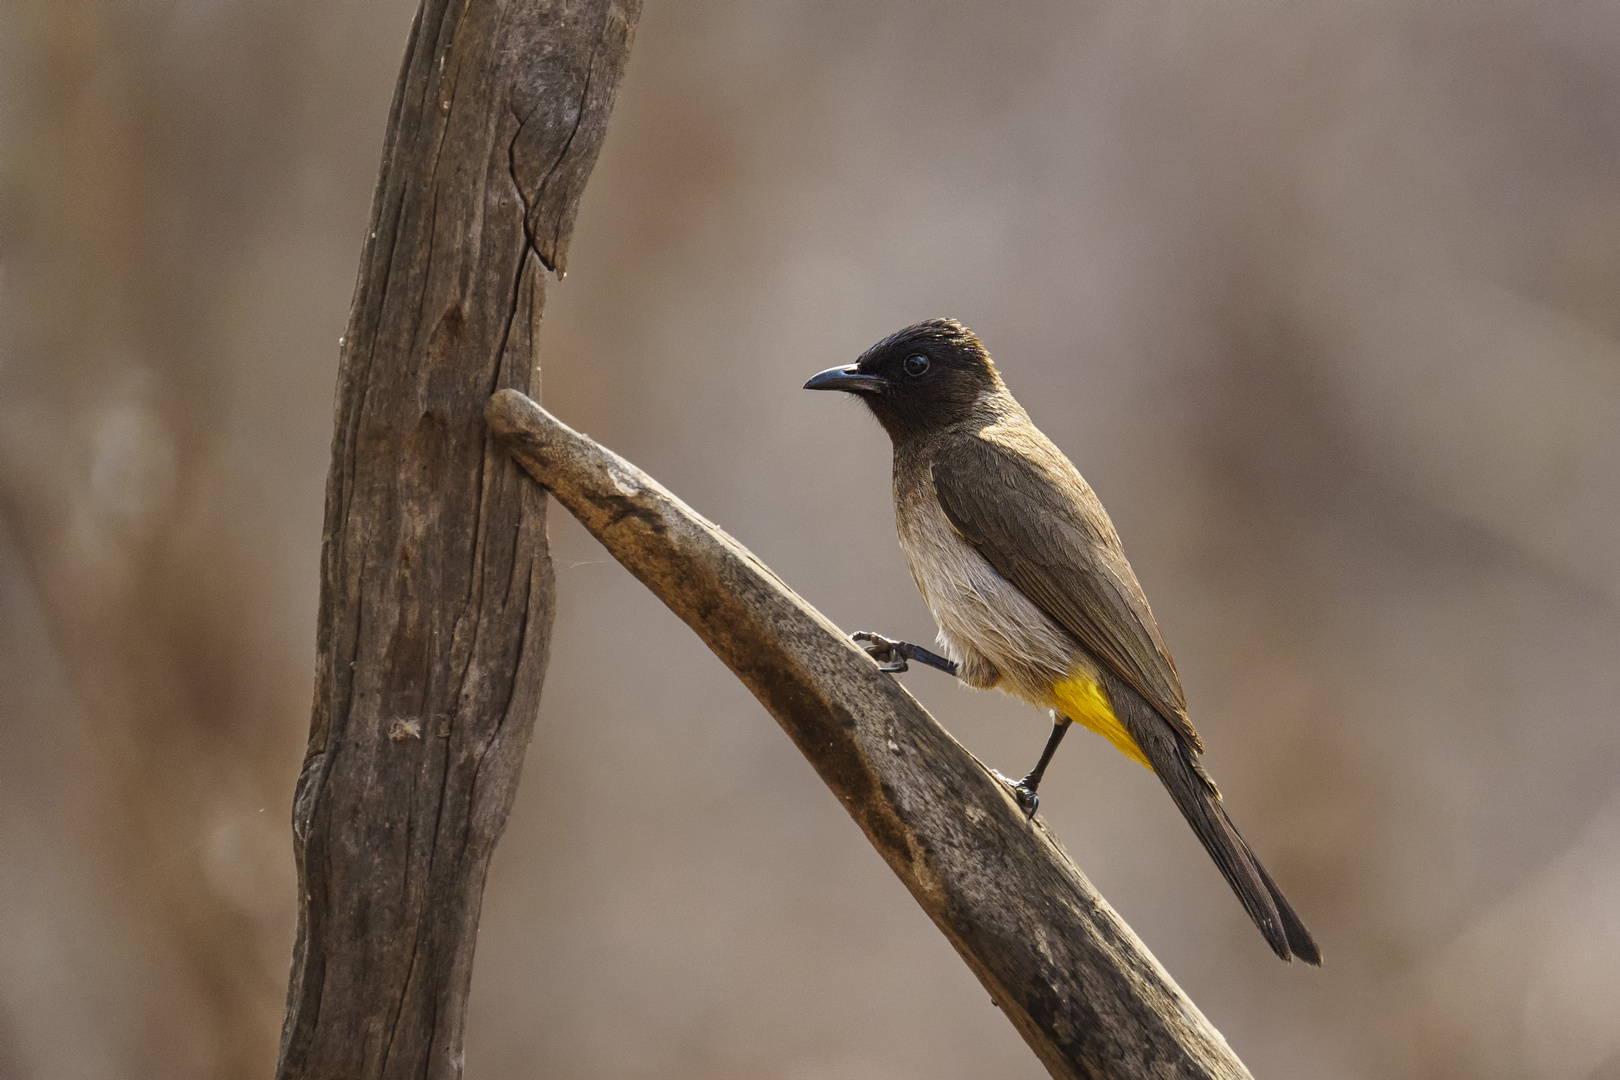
487, 388, 1255, 1080
278, 3, 640, 1077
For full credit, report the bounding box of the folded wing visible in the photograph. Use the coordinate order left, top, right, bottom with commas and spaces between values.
931, 434, 1203, 753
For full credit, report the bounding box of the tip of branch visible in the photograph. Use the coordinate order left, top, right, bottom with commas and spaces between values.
485, 388, 545, 445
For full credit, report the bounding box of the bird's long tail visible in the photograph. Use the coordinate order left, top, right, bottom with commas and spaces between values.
1101, 670, 1322, 965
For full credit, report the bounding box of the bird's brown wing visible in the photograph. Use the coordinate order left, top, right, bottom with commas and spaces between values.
932, 434, 1203, 753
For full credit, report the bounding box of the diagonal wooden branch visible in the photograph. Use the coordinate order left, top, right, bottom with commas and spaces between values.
486, 388, 1254, 1080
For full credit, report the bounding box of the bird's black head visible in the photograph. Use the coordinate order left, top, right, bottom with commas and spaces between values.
803, 319, 1002, 442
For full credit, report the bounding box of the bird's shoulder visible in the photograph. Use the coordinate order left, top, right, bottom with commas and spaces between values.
933, 417, 1126, 555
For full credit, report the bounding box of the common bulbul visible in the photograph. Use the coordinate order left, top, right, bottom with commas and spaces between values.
805, 318, 1321, 964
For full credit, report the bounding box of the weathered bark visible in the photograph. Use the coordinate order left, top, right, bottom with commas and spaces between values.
486, 390, 1254, 1080
278, 4, 639, 1078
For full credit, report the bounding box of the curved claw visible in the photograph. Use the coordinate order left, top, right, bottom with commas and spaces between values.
1012, 783, 1040, 819
850, 630, 893, 654
851, 631, 908, 672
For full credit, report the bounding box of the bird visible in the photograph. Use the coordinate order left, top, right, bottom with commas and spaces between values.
804, 318, 1321, 964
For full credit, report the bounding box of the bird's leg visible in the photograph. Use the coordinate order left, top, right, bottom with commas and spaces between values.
1012, 712, 1074, 818
850, 632, 959, 676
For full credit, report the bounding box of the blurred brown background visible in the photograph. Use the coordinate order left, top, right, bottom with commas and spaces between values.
2, 1, 1619, 1077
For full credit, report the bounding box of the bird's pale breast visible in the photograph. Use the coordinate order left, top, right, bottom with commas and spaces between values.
893, 454, 1086, 703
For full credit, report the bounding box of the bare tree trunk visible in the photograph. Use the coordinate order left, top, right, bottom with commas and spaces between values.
487, 391, 1255, 1080
277, 4, 640, 1078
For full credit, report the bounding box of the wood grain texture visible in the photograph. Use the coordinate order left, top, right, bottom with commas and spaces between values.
486, 389, 1255, 1080
278, 3, 639, 1078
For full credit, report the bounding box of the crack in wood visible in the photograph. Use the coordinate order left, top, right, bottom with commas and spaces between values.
277, 4, 641, 1079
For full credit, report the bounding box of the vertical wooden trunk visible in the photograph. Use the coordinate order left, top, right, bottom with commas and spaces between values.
278, 3, 639, 1077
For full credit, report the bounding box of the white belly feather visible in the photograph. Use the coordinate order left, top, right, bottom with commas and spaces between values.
895, 486, 1091, 708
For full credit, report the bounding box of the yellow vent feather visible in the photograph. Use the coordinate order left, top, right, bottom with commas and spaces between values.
1054, 674, 1152, 771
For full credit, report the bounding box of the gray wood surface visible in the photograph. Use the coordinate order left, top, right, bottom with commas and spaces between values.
487, 389, 1255, 1080
278, 4, 639, 1078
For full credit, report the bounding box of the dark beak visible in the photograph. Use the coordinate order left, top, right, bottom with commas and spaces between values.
803, 365, 888, 394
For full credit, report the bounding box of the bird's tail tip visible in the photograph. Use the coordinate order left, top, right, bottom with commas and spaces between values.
1168, 743, 1323, 965
1223, 800, 1322, 966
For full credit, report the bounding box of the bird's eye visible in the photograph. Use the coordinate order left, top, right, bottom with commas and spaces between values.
903, 354, 930, 377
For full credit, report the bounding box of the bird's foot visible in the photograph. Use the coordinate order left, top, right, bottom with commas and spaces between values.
851, 632, 960, 676
1012, 778, 1040, 819
991, 770, 1041, 819
851, 631, 908, 672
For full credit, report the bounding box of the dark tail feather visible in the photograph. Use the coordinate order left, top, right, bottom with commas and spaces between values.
1103, 671, 1322, 965
1243, 829, 1321, 964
